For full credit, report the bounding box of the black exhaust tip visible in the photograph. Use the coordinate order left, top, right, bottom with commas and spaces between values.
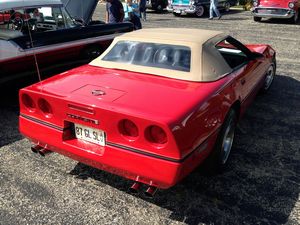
38, 148, 52, 157
144, 186, 157, 198
31, 145, 43, 153
128, 182, 141, 194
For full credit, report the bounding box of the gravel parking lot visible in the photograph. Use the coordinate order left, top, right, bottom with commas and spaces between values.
0, 5, 299, 225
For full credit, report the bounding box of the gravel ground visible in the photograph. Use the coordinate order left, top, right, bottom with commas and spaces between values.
0, 5, 299, 225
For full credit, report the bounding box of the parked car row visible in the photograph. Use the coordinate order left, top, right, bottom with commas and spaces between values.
0, 0, 133, 84
19, 28, 276, 194
147, 0, 299, 24
0, 0, 294, 195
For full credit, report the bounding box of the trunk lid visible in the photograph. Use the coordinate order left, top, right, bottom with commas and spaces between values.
34, 65, 223, 123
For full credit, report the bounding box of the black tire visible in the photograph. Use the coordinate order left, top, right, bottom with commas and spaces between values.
154, 4, 163, 12
253, 16, 262, 22
203, 109, 237, 174
173, 12, 180, 17
291, 11, 299, 24
224, 2, 230, 12
195, 5, 205, 17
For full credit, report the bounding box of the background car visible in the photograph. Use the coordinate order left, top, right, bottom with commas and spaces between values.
19, 28, 276, 196
0, 0, 133, 84
167, 0, 231, 17
251, 0, 299, 23
146, 0, 169, 12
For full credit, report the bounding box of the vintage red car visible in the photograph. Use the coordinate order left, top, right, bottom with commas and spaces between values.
19, 29, 276, 196
251, 0, 299, 23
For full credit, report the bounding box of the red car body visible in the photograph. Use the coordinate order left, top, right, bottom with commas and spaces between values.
251, 0, 300, 23
19, 29, 276, 190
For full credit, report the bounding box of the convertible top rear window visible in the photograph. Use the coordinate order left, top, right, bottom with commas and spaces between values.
102, 41, 191, 72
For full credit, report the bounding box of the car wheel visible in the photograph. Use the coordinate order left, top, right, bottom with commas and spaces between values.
253, 16, 262, 22
261, 63, 276, 92
224, 2, 230, 12
173, 12, 180, 17
195, 5, 205, 17
155, 4, 163, 12
218, 110, 237, 165
203, 109, 237, 174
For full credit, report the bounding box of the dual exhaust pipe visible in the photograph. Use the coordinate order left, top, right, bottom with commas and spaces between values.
31, 144, 52, 157
129, 182, 158, 198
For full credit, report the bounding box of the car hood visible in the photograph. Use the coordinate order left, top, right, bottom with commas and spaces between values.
257, 0, 290, 8
61, 0, 98, 25
33, 65, 224, 121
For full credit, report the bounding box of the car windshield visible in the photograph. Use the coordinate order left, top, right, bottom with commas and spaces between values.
0, 5, 76, 35
102, 41, 191, 72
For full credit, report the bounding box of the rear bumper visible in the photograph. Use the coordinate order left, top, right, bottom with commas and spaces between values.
251, 7, 295, 19
20, 115, 215, 189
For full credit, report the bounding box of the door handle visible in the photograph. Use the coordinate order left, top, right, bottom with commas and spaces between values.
241, 78, 246, 85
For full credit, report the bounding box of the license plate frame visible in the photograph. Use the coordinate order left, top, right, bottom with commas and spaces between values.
74, 123, 106, 146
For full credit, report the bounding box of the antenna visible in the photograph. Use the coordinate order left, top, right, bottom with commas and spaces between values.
22, 1, 43, 84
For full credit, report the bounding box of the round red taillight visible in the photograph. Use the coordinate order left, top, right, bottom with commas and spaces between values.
38, 98, 52, 117
146, 125, 168, 144
119, 119, 139, 138
22, 94, 36, 111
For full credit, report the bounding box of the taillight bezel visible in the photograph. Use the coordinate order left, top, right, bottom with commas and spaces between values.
21, 93, 36, 112
145, 125, 168, 146
38, 98, 53, 118
118, 119, 139, 141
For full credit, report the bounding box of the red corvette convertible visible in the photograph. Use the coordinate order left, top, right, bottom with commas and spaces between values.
19, 29, 276, 196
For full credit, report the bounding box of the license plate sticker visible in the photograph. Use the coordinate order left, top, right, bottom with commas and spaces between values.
74, 124, 106, 146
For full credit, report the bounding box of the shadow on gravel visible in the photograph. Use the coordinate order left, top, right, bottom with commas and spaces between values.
70, 74, 300, 224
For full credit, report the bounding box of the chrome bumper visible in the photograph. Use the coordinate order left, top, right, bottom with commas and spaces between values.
251, 7, 295, 19
167, 5, 196, 14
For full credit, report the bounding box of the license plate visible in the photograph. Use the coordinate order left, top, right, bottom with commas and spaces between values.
175, 9, 181, 13
74, 124, 106, 146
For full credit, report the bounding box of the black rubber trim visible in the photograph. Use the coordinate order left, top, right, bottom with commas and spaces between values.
20, 113, 219, 163
20, 114, 65, 131
106, 142, 182, 163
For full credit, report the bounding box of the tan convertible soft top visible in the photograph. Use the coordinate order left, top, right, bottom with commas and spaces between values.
90, 28, 232, 82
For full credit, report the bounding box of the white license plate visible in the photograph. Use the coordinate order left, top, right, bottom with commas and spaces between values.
74, 124, 106, 146
175, 9, 181, 13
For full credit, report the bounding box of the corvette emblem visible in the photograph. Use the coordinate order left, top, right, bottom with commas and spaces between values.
67, 113, 99, 125
92, 90, 106, 96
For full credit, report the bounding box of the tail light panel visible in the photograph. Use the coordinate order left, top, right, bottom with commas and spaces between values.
118, 119, 139, 140
145, 125, 168, 145
21, 93, 36, 112
38, 98, 53, 118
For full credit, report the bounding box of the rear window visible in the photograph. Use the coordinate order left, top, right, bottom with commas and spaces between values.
102, 41, 191, 72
